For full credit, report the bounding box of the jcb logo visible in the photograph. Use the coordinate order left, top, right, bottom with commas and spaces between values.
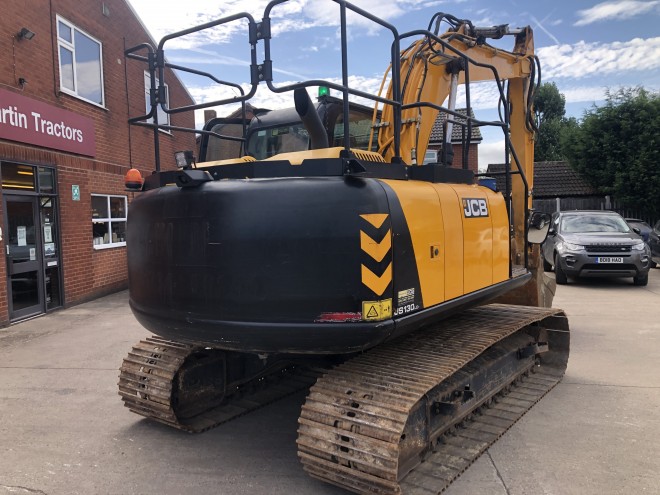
463, 198, 489, 218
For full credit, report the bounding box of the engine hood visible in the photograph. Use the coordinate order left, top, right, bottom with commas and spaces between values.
561, 232, 642, 245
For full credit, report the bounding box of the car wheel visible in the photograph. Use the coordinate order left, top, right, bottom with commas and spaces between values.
543, 256, 552, 272
633, 272, 648, 286
554, 254, 568, 285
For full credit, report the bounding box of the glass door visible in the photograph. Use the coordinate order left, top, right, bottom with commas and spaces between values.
4, 195, 44, 320
41, 196, 61, 310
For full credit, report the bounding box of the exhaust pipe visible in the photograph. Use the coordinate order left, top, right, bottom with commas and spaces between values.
294, 88, 329, 150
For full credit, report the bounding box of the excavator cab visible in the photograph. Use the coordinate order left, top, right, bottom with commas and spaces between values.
198, 94, 380, 162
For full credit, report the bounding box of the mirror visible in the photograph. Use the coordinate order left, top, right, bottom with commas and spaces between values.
528, 211, 551, 245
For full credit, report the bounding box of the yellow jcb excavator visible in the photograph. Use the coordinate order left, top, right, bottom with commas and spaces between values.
119, 2, 569, 493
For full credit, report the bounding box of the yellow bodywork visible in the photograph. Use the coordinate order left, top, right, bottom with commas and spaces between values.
382, 179, 509, 309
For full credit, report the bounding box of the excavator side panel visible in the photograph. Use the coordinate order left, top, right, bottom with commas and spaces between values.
380, 180, 446, 308
382, 180, 510, 309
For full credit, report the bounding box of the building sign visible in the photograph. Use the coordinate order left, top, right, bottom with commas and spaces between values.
0, 88, 96, 157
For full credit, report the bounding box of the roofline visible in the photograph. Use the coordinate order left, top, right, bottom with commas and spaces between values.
121, 0, 196, 105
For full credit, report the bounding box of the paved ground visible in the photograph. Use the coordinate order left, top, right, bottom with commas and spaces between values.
1, 269, 659, 495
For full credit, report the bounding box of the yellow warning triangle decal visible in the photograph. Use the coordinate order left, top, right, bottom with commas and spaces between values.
360, 214, 388, 229
360, 229, 392, 262
366, 306, 379, 318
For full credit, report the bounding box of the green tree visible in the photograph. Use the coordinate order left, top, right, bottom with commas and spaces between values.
535, 81, 566, 124
533, 82, 575, 161
562, 87, 660, 218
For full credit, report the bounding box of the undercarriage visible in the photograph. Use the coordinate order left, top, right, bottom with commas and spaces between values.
118, 303, 569, 494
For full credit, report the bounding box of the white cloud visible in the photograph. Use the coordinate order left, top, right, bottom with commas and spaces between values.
128, 0, 436, 49
538, 37, 660, 79
167, 52, 308, 80
559, 86, 608, 104
127, 0, 258, 48
456, 83, 510, 111
478, 139, 506, 171
574, 1, 660, 26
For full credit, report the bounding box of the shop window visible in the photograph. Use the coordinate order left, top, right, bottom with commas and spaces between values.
1, 163, 36, 191
56, 16, 105, 107
1, 163, 57, 192
144, 72, 170, 128
92, 194, 126, 248
38, 168, 56, 194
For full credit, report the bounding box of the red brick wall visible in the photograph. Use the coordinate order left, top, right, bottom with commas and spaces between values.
2, 0, 194, 171
428, 143, 479, 173
0, 0, 196, 319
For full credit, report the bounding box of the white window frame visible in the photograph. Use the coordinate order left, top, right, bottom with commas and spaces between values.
56, 15, 105, 108
144, 71, 171, 131
92, 194, 127, 250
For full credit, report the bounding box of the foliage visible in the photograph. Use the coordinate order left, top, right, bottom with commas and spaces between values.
535, 116, 579, 162
533, 82, 575, 161
535, 82, 565, 124
562, 87, 660, 218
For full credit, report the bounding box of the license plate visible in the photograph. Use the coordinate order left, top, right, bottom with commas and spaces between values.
597, 257, 623, 263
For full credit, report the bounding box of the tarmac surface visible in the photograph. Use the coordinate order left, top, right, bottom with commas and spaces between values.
1, 269, 659, 495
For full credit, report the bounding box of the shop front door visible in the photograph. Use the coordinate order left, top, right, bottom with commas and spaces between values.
4, 195, 45, 320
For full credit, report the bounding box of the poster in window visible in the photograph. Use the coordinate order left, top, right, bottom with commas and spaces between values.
44, 224, 53, 243
17, 226, 27, 246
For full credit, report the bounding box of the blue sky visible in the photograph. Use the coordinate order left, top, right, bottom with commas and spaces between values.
126, 0, 660, 168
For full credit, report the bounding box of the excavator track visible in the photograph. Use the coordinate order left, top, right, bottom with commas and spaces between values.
118, 336, 320, 432
297, 304, 570, 494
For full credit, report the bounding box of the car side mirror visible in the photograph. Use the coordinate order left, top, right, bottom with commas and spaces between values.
632, 226, 641, 235
528, 212, 551, 245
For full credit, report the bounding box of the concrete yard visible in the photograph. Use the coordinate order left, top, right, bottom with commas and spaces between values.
1, 269, 659, 495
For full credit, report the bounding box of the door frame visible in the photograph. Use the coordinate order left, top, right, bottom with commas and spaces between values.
4, 193, 45, 321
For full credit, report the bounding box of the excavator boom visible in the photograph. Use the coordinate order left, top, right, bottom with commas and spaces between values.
377, 18, 538, 259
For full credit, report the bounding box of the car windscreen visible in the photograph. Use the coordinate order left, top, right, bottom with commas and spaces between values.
561, 215, 631, 233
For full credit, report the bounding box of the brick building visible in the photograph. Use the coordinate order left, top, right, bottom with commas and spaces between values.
0, 0, 195, 324
425, 109, 482, 173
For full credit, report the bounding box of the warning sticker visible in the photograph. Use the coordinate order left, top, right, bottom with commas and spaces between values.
397, 288, 415, 305
362, 298, 393, 321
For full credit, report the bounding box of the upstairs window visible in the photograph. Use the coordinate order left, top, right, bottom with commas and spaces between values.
57, 16, 105, 107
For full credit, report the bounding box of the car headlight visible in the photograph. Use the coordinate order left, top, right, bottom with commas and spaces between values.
561, 242, 584, 252
632, 241, 646, 251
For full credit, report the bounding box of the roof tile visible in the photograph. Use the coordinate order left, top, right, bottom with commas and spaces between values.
429, 108, 483, 143
486, 161, 599, 197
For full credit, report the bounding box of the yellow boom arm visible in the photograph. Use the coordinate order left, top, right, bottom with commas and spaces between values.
377, 22, 536, 257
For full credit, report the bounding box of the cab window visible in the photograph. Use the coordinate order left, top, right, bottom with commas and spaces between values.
247, 124, 310, 159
